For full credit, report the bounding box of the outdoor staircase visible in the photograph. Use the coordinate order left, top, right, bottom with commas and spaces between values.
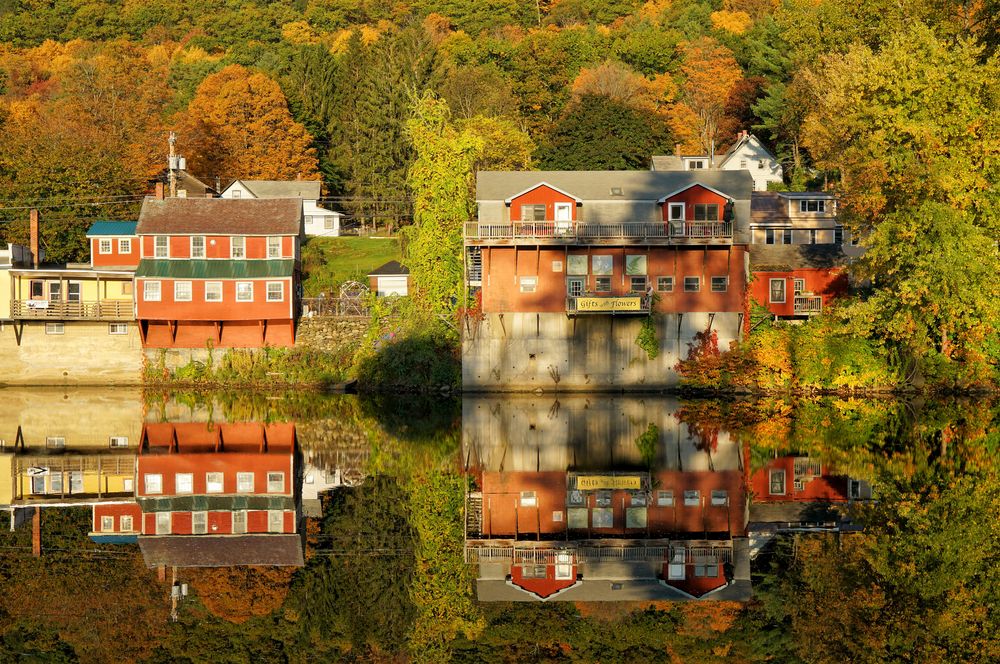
466, 492, 483, 538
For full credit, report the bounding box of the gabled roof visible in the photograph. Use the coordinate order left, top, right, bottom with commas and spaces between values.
86, 221, 137, 237
367, 260, 409, 277
139, 534, 304, 567
717, 133, 777, 168
657, 182, 736, 203
136, 198, 302, 236
749, 245, 847, 271
503, 181, 583, 204
135, 259, 295, 280
477, 170, 753, 203
226, 179, 322, 200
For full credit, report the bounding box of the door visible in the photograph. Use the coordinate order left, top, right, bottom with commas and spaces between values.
668, 203, 685, 236
668, 547, 686, 580
793, 278, 806, 296
553, 203, 573, 234
567, 277, 584, 297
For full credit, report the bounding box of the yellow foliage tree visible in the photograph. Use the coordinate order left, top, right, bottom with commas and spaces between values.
710, 10, 753, 34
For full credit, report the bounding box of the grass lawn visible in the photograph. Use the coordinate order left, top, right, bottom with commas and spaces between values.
300, 236, 402, 297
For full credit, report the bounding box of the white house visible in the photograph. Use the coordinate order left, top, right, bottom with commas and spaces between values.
220, 180, 342, 237
651, 131, 783, 192
367, 260, 410, 297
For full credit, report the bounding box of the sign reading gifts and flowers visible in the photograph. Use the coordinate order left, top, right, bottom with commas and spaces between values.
575, 296, 643, 312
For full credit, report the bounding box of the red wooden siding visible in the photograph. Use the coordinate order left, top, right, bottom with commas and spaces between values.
661, 562, 728, 597
750, 267, 847, 317
140, 510, 295, 535
140, 235, 294, 260
90, 238, 140, 268
135, 277, 292, 321
92, 503, 143, 532
510, 564, 579, 598
142, 320, 294, 348
661, 185, 729, 222
509, 184, 578, 221
750, 457, 850, 502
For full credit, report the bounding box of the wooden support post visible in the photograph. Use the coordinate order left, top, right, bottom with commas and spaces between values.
32, 507, 41, 557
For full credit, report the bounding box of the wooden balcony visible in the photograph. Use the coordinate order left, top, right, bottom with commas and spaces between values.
464, 541, 733, 564
11, 299, 133, 321
793, 296, 822, 316
465, 220, 733, 246
566, 295, 651, 315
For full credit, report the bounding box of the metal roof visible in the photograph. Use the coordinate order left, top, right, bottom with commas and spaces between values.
86, 221, 137, 237
134, 259, 294, 280
137, 495, 295, 512
136, 198, 302, 236
476, 170, 754, 203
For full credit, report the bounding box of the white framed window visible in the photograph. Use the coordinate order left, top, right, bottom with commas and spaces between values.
99, 238, 113, 254
765, 229, 775, 245
204, 282, 223, 302
45, 323, 64, 335
520, 490, 537, 507
118, 238, 132, 254
101, 516, 114, 532
739, 159, 747, 169
794, 278, 806, 296
800, 199, 826, 213
266, 281, 284, 302
123, 478, 133, 493
657, 276, 674, 292
144, 280, 161, 302
657, 490, 674, 507
236, 281, 253, 302
591, 255, 613, 275
154, 236, 169, 258
683, 277, 700, 292
267, 472, 285, 493
156, 512, 171, 535
809, 229, 817, 245
552, 260, 563, 273
190, 236, 206, 259
267, 236, 281, 258
144, 473, 163, 495
174, 281, 192, 302
232, 510, 247, 534
668, 202, 685, 222
46, 436, 65, 448
769, 469, 786, 495
630, 276, 647, 292
769, 278, 786, 304
683, 490, 701, 506
206, 472, 224, 493
230, 236, 245, 259
108, 323, 128, 335
323, 217, 335, 230
567, 277, 584, 297
711, 276, 728, 292
711, 490, 728, 506
520, 203, 546, 221
109, 436, 128, 448
50, 473, 62, 493
268, 510, 284, 533
519, 276, 537, 293
192, 511, 207, 535
783, 229, 793, 244
236, 472, 255, 493
175, 473, 194, 495
120, 515, 133, 532
687, 160, 705, 170
231, 189, 241, 199
31, 476, 46, 494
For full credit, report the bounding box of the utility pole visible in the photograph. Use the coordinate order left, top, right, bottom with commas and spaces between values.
168, 132, 177, 198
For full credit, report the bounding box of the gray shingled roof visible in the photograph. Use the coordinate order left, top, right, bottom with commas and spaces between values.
136, 198, 302, 236
139, 534, 304, 567
749, 244, 847, 270
237, 180, 322, 199
367, 260, 409, 277
476, 170, 754, 203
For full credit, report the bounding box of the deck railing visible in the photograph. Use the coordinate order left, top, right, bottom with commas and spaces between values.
465, 220, 733, 242
300, 296, 370, 318
793, 296, 822, 315
11, 299, 133, 321
464, 543, 733, 564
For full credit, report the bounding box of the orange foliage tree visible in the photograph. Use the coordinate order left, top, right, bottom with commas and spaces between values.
174, 64, 319, 181
571, 59, 675, 115
668, 37, 743, 156
186, 565, 295, 624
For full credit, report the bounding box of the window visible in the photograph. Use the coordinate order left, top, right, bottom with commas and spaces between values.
101, 516, 114, 532
520, 204, 546, 221
121, 282, 133, 295
595, 276, 611, 293
144, 281, 161, 302
154, 236, 168, 258
657, 277, 674, 292
520, 491, 537, 507
118, 238, 131, 254
758, 160, 765, 169
123, 478, 133, 493
108, 323, 128, 335
567, 255, 588, 275
144, 474, 163, 494
190, 236, 205, 259
764, 229, 775, 245
192, 511, 207, 535
99, 239, 113, 254
268, 511, 285, 533
235, 281, 253, 302
120, 515, 133, 532
668, 202, 685, 221
30, 280, 43, 298
687, 160, 705, 169
232, 511, 247, 534
625, 255, 647, 276
175, 473, 194, 495
551, 260, 563, 273
267, 236, 281, 258
230, 236, 245, 258
204, 282, 223, 302
65, 282, 80, 302
683, 490, 701, 506
46, 436, 65, 448
834, 227, 844, 244
851, 232, 861, 247
657, 490, 674, 507
591, 255, 613, 275
323, 217, 335, 230
174, 281, 192, 302
809, 229, 817, 245
711, 277, 728, 292
48, 282, 61, 301
155, 512, 170, 535
683, 277, 700, 292
793, 278, 806, 296
695, 563, 719, 577
693, 204, 719, 221
45, 323, 64, 335
109, 436, 128, 448
630, 276, 647, 292
519, 276, 537, 293
51, 473, 63, 493
567, 277, 584, 297
711, 490, 728, 506
266, 282, 284, 302
740, 159, 747, 169
237, 472, 255, 493
31, 476, 46, 494
799, 199, 826, 213
782, 229, 793, 244
267, 472, 285, 493
769, 278, 786, 303
769, 469, 786, 495
206, 472, 224, 493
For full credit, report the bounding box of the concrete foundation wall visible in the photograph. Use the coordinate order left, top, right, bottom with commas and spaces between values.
462, 312, 741, 391
0, 320, 143, 385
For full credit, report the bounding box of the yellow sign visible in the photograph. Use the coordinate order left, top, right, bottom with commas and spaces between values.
575, 297, 642, 312
576, 476, 642, 490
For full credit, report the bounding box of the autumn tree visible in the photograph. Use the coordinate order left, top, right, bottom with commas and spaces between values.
175, 64, 319, 181
570, 59, 675, 114
185, 566, 294, 624
669, 37, 743, 155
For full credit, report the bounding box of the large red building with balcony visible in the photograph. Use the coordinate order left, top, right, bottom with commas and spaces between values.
133, 196, 301, 348
464, 170, 754, 390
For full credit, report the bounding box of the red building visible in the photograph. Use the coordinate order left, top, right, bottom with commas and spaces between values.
85, 221, 140, 270
133, 195, 301, 348
750, 455, 871, 504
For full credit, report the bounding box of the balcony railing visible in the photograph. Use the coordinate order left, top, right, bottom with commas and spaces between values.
566, 295, 651, 315
465, 543, 733, 564
793, 295, 822, 315
11, 299, 133, 321
465, 220, 733, 243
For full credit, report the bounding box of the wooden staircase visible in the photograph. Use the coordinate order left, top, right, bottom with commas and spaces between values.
466, 492, 483, 538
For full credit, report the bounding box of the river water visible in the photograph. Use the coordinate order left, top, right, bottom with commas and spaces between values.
0, 388, 995, 662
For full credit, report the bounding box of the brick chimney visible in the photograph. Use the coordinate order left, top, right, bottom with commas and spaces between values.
154, 181, 165, 200
674, 143, 681, 157
29, 208, 39, 269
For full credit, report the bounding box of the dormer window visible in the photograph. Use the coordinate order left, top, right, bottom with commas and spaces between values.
687, 160, 706, 170
800, 199, 826, 213
610, 187, 624, 196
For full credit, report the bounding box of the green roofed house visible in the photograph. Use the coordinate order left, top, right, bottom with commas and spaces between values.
133, 193, 302, 348
86, 221, 140, 271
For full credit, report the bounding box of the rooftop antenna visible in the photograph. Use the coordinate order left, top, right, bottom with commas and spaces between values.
168, 132, 178, 198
